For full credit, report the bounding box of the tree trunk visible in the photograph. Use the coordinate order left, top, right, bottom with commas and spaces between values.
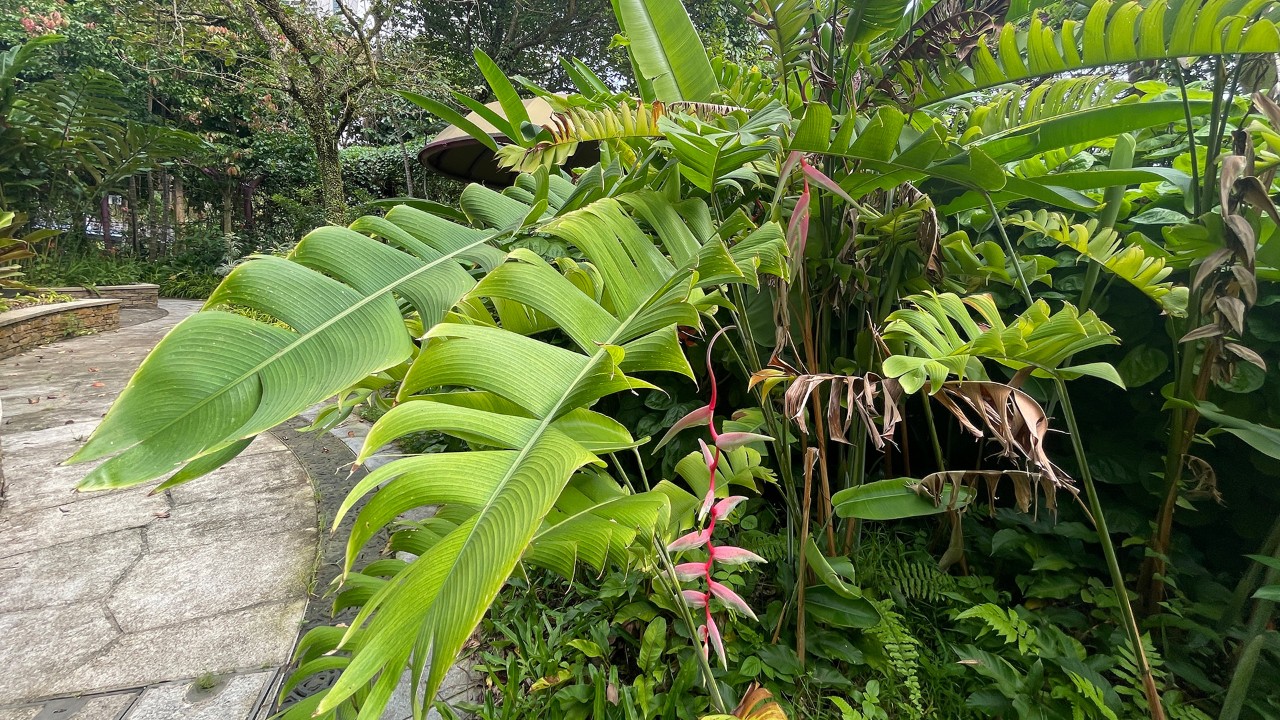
146, 171, 158, 261
241, 177, 262, 231
127, 175, 139, 254
100, 194, 113, 253
174, 174, 186, 225
155, 169, 169, 260
399, 137, 415, 197
221, 182, 234, 236
302, 101, 347, 225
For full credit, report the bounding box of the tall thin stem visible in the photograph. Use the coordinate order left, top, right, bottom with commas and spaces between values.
984, 194, 1034, 307
1054, 376, 1166, 720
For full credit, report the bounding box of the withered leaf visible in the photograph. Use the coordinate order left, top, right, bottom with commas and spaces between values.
1180, 324, 1223, 343
1230, 264, 1258, 306
783, 373, 904, 449
1221, 154, 1246, 214
1193, 247, 1233, 290
1216, 295, 1247, 335
931, 381, 1069, 488
1224, 342, 1267, 370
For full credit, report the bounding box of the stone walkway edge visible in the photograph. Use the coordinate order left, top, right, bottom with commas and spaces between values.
0, 301, 479, 720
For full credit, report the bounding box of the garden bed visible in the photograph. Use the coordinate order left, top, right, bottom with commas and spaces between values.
0, 298, 120, 359
40, 283, 160, 308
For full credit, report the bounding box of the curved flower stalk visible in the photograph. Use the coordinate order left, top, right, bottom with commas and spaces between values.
660, 327, 771, 666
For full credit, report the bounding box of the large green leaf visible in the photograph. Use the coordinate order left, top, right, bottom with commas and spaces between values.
833, 477, 974, 520
613, 0, 718, 102
843, 0, 914, 44
302, 194, 784, 717
892, 0, 1280, 106
69, 206, 498, 489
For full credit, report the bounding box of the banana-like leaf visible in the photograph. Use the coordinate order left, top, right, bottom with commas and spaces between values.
524, 473, 697, 577
497, 99, 751, 173
68, 205, 506, 489
498, 100, 669, 172
1006, 210, 1189, 317
748, 0, 818, 71
614, 0, 718, 102
962, 77, 1211, 163
842, 0, 914, 44
299, 194, 785, 717
893, 0, 1280, 106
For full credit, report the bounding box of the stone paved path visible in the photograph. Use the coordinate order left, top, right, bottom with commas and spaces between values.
0, 300, 319, 720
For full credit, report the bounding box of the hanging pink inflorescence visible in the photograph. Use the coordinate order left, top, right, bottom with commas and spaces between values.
663, 327, 768, 667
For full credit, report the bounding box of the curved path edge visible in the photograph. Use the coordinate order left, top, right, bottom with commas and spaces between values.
0, 301, 319, 720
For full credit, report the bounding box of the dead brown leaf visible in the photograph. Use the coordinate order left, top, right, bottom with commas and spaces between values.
932, 381, 1070, 489
783, 373, 904, 449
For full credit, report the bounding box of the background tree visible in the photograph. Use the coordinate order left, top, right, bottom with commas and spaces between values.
224, 0, 400, 223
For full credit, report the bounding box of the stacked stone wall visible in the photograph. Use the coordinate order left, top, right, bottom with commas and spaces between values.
45, 284, 159, 308
0, 299, 121, 359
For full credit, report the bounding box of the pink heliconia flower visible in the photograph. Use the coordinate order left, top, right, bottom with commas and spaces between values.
786, 184, 811, 260
711, 545, 766, 566
711, 495, 748, 520
696, 439, 720, 520
667, 528, 711, 552
715, 431, 774, 451
674, 562, 706, 582
682, 589, 709, 608
699, 438, 717, 469
709, 580, 758, 620
801, 158, 857, 205
654, 404, 713, 449
705, 614, 727, 667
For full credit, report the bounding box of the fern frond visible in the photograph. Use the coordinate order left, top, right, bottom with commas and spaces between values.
868, 600, 924, 716
878, 557, 958, 603
955, 603, 1037, 654
893, 0, 1280, 107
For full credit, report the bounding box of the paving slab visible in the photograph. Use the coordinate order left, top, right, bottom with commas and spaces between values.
0, 300, 319, 717
107, 532, 314, 632
31, 692, 136, 720
0, 528, 143, 614
124, 672, 274, 720
47, 600, 306, 699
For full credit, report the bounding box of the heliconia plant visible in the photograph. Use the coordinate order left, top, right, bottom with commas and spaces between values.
659, 327, 771, 667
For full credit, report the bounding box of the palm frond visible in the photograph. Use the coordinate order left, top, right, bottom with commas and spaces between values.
890, 0, 1280, 107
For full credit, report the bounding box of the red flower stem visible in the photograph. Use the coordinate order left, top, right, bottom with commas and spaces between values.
703, 330, 724, 641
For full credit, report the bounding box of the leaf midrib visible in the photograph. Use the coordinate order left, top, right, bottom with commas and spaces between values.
400, 269, 692, 701
78, 232, 499, 472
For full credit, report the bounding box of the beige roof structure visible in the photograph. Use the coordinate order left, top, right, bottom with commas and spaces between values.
418, 97, 599, 186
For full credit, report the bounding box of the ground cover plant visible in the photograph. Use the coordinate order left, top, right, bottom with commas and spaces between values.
64, 0, 1280, 718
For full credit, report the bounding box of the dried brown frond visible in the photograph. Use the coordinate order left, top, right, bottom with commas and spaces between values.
783, 373, 904, 450
931, 381, 1070, 488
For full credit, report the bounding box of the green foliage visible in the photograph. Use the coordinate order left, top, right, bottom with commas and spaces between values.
21, 254, 221, 299
890, 0, 1280, 106
61, 0, 1280, 718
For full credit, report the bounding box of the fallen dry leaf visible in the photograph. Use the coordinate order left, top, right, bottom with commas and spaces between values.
91, 382, 105, 388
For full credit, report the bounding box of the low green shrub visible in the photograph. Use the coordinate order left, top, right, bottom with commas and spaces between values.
21, 255, 222, 299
